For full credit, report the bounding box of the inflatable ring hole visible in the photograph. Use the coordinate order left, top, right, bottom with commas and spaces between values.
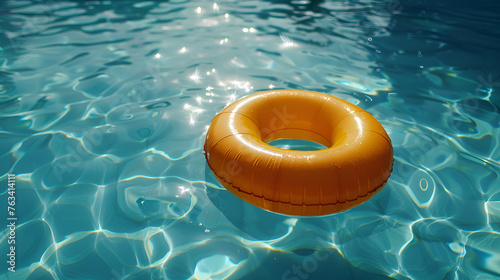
267, 138, 328, 151
261, 128, 332, 148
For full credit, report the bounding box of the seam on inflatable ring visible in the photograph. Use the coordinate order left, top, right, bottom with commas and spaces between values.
205, 150, 393, 207
207, 112, 260, 150
209, 132, 259, 152
367, 130, 393, 146
328, 109, 359, 134
214, 111, 256, 126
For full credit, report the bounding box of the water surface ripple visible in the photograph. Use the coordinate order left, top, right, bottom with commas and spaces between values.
0, 0, 499, 279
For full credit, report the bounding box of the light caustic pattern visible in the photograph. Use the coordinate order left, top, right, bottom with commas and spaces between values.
0, 0, 499, 279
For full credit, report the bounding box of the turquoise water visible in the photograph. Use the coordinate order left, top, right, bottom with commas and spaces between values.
1, 0, 499, 279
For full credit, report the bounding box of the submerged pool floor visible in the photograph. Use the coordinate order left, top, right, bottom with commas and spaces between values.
0, 0, 499, 279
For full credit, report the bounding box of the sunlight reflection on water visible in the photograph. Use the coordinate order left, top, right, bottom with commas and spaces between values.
0, 0, 499, 279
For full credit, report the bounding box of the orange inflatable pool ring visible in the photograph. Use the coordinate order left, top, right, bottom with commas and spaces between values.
204, 90, 393, 216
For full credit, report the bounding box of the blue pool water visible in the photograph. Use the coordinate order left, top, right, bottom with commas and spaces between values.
1, 0, 499, 279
